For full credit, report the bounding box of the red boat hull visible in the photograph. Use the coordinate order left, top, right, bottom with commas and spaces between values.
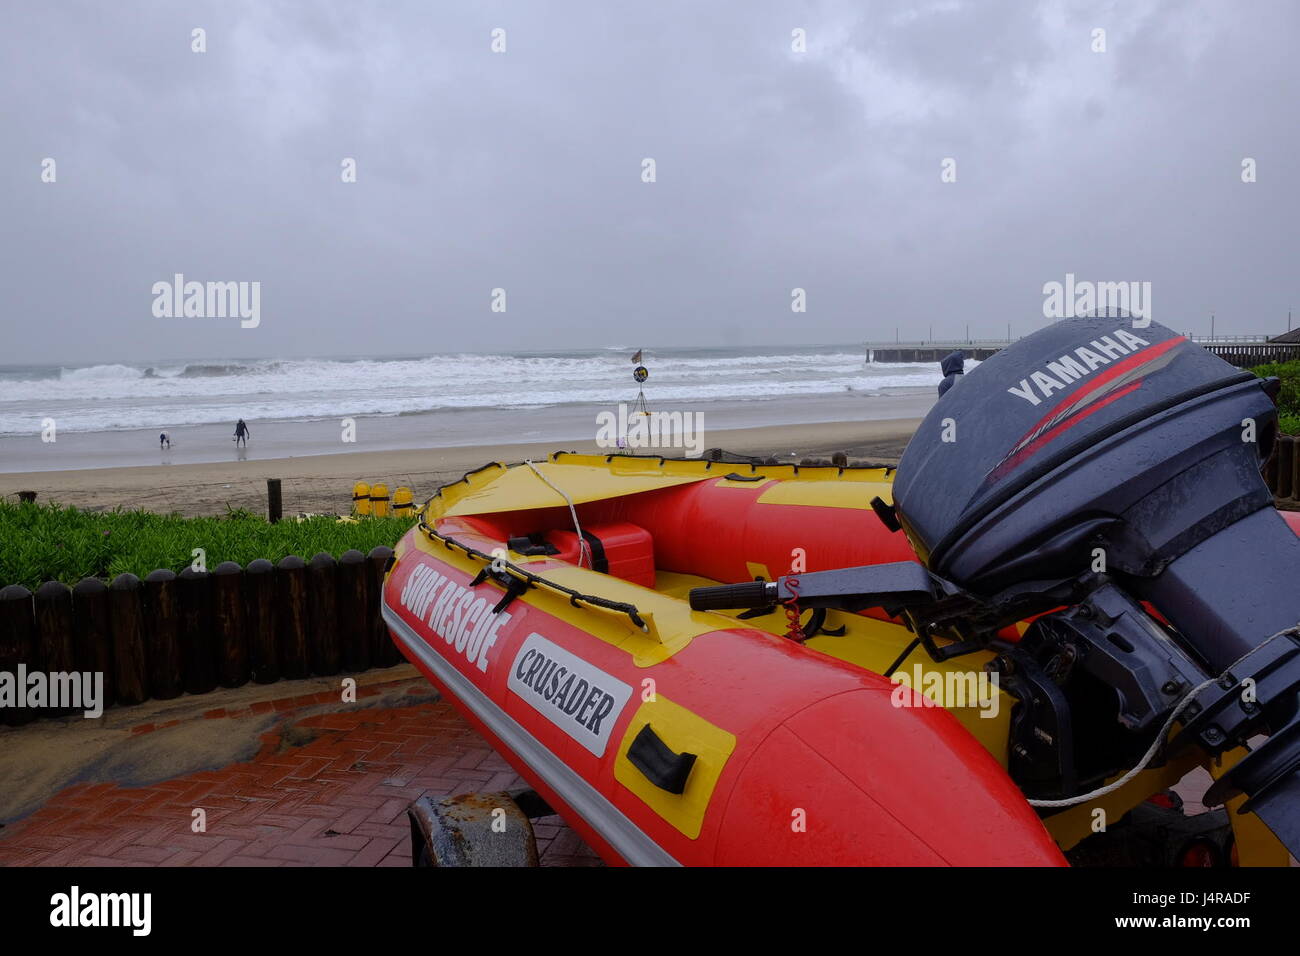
383, 524, 1065, 866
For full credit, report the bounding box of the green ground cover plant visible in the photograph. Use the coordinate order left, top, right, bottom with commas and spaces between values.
1249, 359, 1300, 435
0, 502, 414, 590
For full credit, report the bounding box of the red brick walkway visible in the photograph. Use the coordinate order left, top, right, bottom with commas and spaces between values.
0, 678, 600, 867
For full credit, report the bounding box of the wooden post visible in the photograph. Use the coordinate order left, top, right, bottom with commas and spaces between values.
1278, 436, 1295, 500
267, 478, 282, 524
72, 578, 114, 709
109, 574, 149, 706
34, 581, 77, 717
143, 569, 183, 700
213, 562, 250, 688
1291, 435, 1300, 502
276, 555, 309, 679
0, 585, 37, 726
1281, 435, 1298, 501
245, 558, 279, 684
307, 552, 340, 676
337, 550, 370, 673
367, 546, 398, 666
178, 567, 218, 695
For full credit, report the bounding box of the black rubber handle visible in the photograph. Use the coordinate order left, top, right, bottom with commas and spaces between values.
627, 724, 697, 794
688, 580, 775, 611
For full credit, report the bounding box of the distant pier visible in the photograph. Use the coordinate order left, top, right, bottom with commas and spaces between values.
867, 341, 1007, 364
867, 334, 1300, 369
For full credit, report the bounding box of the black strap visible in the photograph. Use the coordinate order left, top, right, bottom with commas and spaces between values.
507, 534, 559, 557
580, 530, 609, 573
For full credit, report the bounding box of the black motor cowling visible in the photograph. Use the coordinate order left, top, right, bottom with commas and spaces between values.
893, 316, 1300, 851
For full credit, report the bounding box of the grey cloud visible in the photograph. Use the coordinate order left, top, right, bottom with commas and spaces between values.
1, 0, 1296, 364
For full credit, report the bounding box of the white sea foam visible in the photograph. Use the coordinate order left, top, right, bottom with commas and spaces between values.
0, 348, 948, 435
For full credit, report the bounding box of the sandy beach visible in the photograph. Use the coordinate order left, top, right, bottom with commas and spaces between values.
0, 418, 921, 518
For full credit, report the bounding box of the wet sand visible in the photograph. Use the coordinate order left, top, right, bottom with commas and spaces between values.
0, 418, 921, 518
0, 390, 936, 474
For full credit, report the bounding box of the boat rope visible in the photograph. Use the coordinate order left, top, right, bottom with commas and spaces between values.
1024, 621, 1300, 808
882, 637, 923, 679
415, 516, 649, 632
524, 460, 591, 569
1025, 672, 1221, 808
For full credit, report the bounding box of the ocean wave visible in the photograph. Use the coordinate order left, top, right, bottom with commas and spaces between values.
58, 363, 147, 382
0, 347, 950, 435
175, 361, 284, 378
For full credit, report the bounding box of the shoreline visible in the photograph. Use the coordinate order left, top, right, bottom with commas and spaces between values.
0, 418, 922, 518
0, 390, 935, 475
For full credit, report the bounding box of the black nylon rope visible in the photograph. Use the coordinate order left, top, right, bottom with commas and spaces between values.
416, 513, 648, 632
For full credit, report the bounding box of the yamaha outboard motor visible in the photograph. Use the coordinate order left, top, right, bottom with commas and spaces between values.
691, 316, 1300, 853
895, 316, 1300, 845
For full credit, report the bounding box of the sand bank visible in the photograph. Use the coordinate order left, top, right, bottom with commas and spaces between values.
0, 418, 920, 518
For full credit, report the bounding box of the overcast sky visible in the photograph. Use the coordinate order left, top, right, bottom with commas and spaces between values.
3, 0, 1297, 364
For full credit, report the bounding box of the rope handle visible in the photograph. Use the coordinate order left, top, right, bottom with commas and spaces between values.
524, 460, 591, 569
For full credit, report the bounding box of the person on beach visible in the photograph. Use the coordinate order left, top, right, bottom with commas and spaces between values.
233, 419, 250, 447
159, 431, 170, 449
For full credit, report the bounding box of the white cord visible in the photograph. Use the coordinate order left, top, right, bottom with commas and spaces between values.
1027, 622, 1300, 808
524, 460, 590, 569
1026, 673, 1220, 808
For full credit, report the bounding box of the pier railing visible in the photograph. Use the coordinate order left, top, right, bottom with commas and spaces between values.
866, 342, 1010, 363
868, 336, 1300, 368
1182, 340, 1300, 367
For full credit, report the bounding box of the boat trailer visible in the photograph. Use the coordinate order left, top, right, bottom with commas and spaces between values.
407, 787, 556, 867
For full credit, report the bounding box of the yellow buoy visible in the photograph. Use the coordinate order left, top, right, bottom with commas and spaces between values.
352, 481, 371, 516
370, 482, 390, 517
393, 486, 414, 517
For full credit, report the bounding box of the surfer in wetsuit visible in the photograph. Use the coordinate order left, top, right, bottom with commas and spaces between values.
234, 419, 250, 447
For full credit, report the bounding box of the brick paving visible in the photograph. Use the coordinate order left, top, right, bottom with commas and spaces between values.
0, 677, 601, 867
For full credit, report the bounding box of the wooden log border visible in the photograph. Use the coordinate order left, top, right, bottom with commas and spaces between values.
0, 546, 403, 723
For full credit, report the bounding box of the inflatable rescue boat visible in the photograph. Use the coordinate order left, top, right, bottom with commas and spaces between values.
382, 454, 1068, 865
385, 318, 1300, 867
